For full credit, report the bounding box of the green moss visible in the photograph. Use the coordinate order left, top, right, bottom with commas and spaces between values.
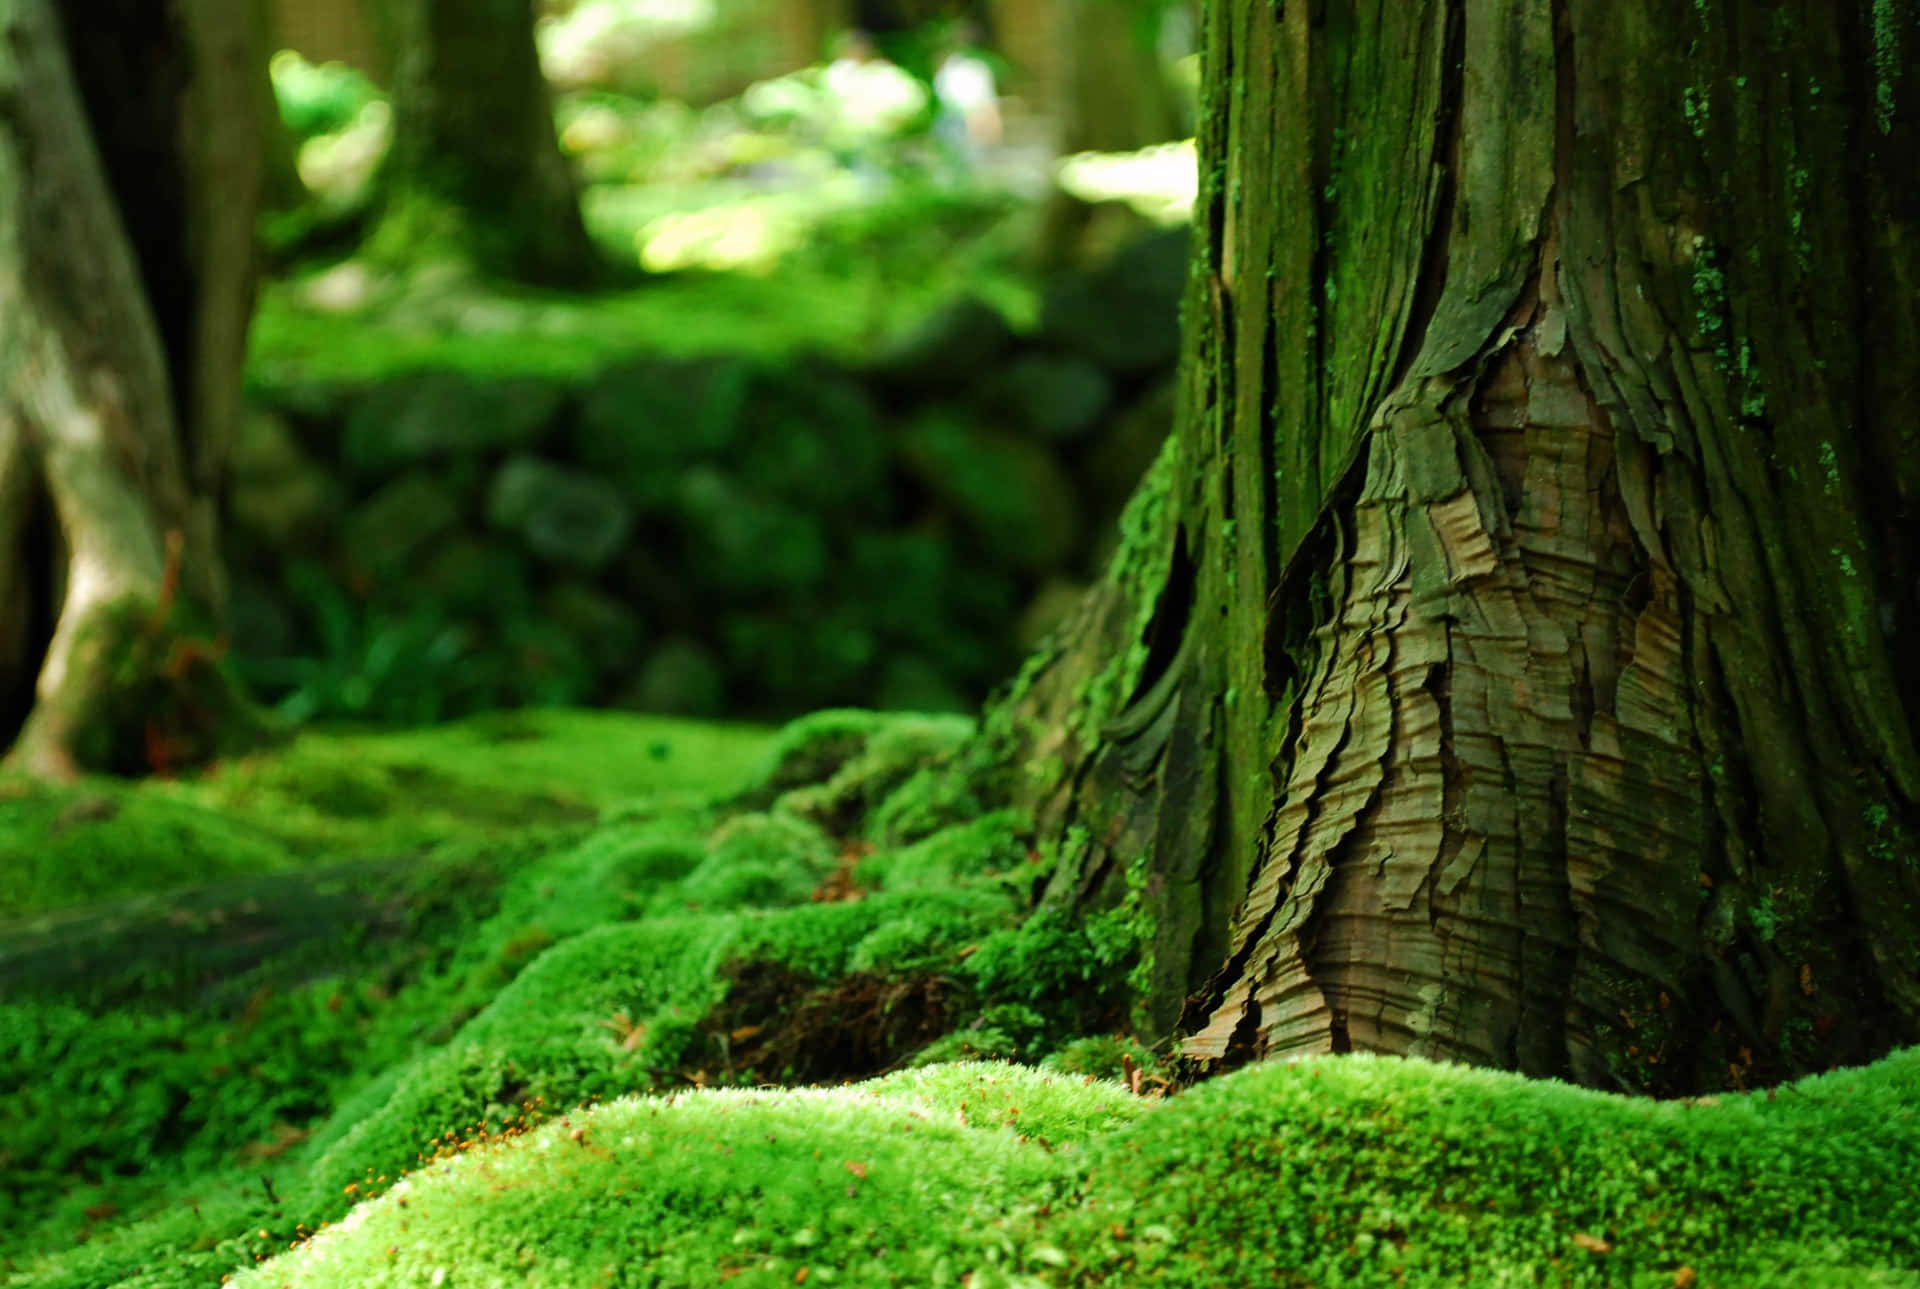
0, 710, 775, 919
219, 1047, 1920, 1289
1077, 434, 1181, 745
0, 782, 296, 917
233, 1069, 1103, 1289
855, 810, 1030, 891
1047, 1049, 1920, 1286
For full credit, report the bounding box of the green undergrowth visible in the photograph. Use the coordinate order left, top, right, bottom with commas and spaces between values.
5, 707, 1145, 1285
213, 1048, 1920, 1289
0, 708, 771, 917
18, 701, 1909, 1287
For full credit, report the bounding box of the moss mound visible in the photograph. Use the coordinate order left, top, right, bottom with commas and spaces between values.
222, 1051, 1919, 1289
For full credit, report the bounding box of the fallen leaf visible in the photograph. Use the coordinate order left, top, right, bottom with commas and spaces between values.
1674, 1268, 1697, 1289
1572, 1232, 1611, 1254
843, 1159, 868, 1180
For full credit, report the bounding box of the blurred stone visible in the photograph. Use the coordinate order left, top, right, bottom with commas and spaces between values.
343, 472, 463, 585
574, 355, 752, 503
735, 366, 891, 511
675, 467, 829, 595
344, 371, 566, 476
1039, 226, 1189, 374
978, 352, 1112, 443
411, 536, 532, 621
624, 638, 725, 717
868, 296, 1014, 390
900, 412, 1082, 575
487, 455, 635, 572
228, 409, 342, 555
541, 581, 646, 679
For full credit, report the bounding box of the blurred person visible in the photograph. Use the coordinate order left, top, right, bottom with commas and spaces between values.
932, 20, 1000, 177
822, 28, 926, 186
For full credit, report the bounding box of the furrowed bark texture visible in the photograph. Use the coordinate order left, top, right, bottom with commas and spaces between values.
1001, 0, 1920, 1093
372, 0, 600, 286
0, 0, 268, 776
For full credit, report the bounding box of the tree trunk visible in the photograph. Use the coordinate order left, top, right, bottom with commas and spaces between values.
997, 0, 1920, 1095
368, 0, 600, 287
1029, 0, 1187, 268
0, 0, 274, 778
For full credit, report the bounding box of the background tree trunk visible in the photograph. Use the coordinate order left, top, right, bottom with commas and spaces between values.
0, 0, 273, 778
1026, 0, 1188, 268
368, 0, 600, 287
997, 0, 1920, 1094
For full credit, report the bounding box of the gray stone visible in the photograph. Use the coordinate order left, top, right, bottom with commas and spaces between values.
487, 455, 634, 572
343, 472, 464, 584
343, 372, 566, 476
978, 352, 1112, 442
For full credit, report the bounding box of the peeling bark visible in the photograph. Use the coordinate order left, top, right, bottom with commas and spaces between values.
1001, 0, 1920, 1093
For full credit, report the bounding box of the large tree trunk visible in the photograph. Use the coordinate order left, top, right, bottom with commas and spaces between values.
368, 0, 600, 287
0, 0, 273, 778
998, 0, 1920, 1095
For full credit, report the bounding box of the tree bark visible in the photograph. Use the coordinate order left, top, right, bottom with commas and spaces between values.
0, 0, 274, 778
998, 0, 1920, 1094
369, 0, 601, 287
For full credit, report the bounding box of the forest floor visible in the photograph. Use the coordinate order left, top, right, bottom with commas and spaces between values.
4, 709, 1917, 1288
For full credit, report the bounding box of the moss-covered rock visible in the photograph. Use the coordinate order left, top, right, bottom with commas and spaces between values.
342, 370, 567, 476
486, 455, 636, 572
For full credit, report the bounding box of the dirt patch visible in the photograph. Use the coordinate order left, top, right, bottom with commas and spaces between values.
696, 961, 961, 1084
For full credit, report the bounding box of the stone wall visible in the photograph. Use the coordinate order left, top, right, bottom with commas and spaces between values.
232, 229, 1186, 722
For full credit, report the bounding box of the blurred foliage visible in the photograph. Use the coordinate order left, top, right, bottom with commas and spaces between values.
236, 563, 597, 726
270, 51, 380, 141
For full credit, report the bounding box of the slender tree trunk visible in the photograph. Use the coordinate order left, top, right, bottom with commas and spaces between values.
0, 0, 273, 778
369, 0, 600, 287
996, 0, 1920, 1095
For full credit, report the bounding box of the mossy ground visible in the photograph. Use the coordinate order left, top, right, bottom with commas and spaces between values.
6, 709, 1916, 1288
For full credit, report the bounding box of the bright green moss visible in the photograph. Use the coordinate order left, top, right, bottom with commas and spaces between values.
232, 1073, 1089, 1289
0, 710, 775, 919
0, 782, 296, 918
224, 1048, 1920, 1289
1047, 1049, 1920, 1286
